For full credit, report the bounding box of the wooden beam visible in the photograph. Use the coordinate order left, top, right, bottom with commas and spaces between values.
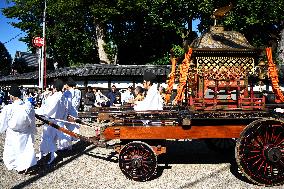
103, 125, 246, 140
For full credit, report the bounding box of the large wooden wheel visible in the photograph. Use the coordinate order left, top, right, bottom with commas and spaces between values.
119, 141, 157, 181
236, 118, 284, 186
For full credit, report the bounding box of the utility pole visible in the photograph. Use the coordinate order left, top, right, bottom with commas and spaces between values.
41, 0, 47, 90
38, 48, 42, 89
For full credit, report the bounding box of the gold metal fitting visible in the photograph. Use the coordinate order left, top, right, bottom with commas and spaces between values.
258, 60, 266, 66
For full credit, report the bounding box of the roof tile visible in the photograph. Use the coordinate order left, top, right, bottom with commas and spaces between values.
0, 64, 171, 82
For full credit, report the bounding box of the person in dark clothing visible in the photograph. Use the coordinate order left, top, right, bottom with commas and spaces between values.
3, 88, 9, 104
106, 85, 120, 106
113, 94, 122, 106
84, 86, 95, 111
0, 88, 4, 105
27, 92, 36, 106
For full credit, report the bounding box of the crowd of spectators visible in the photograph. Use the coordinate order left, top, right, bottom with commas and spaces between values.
81, 84, 163, 110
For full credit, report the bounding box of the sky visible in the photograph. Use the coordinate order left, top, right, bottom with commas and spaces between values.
0, 1, 28, 58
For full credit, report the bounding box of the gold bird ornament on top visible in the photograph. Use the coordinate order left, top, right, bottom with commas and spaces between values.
212, 2, 233, 26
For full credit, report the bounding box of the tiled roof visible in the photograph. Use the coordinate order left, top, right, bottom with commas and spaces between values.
0, 64, 171, 82
14, 51, 39, 67
76, 64, 170, 77
0, 72, 38, 82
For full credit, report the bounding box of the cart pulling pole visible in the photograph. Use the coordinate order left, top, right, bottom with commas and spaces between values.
35, 114, 105, 146
41, 115, 95, 128
67, 115, 93, 126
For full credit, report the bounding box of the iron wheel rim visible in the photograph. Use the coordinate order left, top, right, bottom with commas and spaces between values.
236, 118, 284, 186
119, 141, 157, 181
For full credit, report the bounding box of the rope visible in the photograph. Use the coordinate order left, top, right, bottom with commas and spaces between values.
165, 56, 177, 104
173, 48, 193, 104
3, 32, 23, 44
266, 47, 284, 103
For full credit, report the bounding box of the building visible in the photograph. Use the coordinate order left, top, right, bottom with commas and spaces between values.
13, 51, 39, 68
0, 64, 172, 91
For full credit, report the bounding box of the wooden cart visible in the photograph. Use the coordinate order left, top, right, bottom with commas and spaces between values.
37, 25, 284, 186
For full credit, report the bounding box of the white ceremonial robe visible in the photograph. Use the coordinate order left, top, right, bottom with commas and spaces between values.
36, 91, 69, 153
121, 91, 134, 104
74, 89, 81, 110
64, 88, 80, 117
64, 88, 80, 140
0, 99, 37, 172
134, 84, 163, 111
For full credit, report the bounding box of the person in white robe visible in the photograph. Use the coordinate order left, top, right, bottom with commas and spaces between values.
63, 78, 81, 143
0, 85, 37, 173
94, 90, 109, 107
41, 88, 53, 106
74, 86, 81, 109
134, 71, 163, 111
121, 86, 134, 104
36, 79, 69, 164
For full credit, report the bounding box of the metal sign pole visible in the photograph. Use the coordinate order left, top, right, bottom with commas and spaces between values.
41, 0, 46, 90
38, 48, 42, 89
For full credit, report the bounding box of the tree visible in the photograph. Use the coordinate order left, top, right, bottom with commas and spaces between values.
90, 0, 199, 65
278, 29, 284, 63
0, 42, 12, 75
45, 0, 100, 66
4, 0, 283, 67
2, 0, 199, 66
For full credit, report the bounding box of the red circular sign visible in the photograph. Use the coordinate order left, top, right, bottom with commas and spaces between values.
32, 37, 44, 48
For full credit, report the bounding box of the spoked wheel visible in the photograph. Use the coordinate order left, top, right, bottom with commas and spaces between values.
204, 138, 236, 152
119, 141, 157, 181
236, 118, 284, 186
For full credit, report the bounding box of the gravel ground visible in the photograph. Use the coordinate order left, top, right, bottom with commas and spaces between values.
0, 123, 283, 189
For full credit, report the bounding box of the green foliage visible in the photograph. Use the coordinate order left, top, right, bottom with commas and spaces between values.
147, 54, 170, 65
147, 44, 185, 65
103, 41, 117, 64
172, 44, 185, 58
91, 0, 199, 65
0, 42, 12, 75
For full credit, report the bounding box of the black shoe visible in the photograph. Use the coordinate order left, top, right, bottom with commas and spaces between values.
18, 169, 28, 174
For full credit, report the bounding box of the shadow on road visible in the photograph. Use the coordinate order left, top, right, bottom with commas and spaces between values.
85, 151, 118, 163
155, 139, 254, 185
229, 160, 254, 185
11, 140, 94, 189
10, 139, 255, 188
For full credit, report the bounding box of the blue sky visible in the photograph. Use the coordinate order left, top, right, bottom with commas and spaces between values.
0, 1, 28, 58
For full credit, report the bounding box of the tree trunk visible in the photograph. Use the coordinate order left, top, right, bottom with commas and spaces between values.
94, 22, 111, 64
278, 28, 284, 64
